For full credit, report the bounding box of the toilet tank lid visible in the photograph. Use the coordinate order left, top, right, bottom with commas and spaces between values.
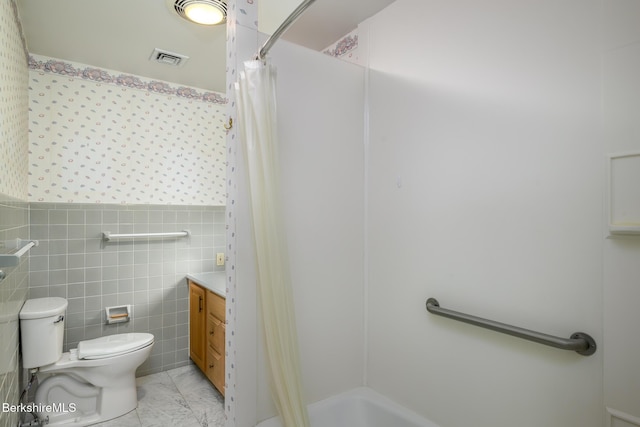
20, 297, 68, 319
77, 333, 154, 360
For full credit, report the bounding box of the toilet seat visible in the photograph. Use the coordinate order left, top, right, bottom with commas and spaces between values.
77, 333, 154, 360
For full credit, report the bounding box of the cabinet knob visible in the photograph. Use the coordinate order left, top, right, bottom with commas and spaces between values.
209, 364, 214, 369
210, 329, 214, 335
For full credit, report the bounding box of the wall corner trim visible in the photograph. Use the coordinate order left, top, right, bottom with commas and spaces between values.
607, 407, 640, 427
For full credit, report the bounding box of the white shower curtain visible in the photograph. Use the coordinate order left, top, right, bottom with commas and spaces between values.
236, 60, 310, 427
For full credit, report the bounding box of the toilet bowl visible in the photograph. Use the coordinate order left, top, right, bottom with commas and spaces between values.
19, 297, 154, 426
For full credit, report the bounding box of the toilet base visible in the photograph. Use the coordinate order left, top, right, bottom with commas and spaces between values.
34, 373, 138, 426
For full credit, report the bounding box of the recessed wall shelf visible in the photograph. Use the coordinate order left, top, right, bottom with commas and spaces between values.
0, 239, 39, 267
608, 151, 640, 235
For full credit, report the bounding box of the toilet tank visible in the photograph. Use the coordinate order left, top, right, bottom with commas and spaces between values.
19, 297, 68, 369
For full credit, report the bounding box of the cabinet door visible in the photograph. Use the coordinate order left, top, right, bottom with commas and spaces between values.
189, 282, 206, 371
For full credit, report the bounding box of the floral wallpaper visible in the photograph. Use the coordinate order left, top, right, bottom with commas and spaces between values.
223, 0, 258, 424
28, 54, 227, 206
323, 29, 360, 64
0, 0, 29, 201
236, 0, 258, 28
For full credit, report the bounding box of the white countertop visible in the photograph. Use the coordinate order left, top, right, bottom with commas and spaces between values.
186, 272, 226, 298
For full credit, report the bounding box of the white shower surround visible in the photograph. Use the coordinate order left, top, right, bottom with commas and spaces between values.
232, 1, 609, 427
236, 59, 311, 427
228, 0, 640, 426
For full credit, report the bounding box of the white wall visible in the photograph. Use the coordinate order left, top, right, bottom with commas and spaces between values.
364, 1, 604, 426
602, 1, 640, 425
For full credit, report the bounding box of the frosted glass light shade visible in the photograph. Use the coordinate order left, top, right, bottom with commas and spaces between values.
184, 3, 225, 25
171, 0, 227, 26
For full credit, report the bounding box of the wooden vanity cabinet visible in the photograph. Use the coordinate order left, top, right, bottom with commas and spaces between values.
206, 288, 226, 394
188, 282, 206, 371
188, 280, 225, 396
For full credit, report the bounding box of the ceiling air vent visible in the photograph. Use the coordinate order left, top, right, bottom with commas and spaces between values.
149, 48, 189, 67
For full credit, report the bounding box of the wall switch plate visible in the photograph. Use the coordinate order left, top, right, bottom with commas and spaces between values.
216, 253, 225, 266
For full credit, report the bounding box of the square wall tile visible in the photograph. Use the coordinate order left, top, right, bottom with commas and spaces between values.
28, 203, 225, 374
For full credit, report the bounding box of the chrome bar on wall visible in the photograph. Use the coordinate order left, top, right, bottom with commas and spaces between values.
0, 239, 39, 267
256, 0, 317, 60
425, 298, 596, 356
102, 230, 190, 242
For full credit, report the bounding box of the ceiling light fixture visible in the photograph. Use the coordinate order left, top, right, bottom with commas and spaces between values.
173, 0, 227, 26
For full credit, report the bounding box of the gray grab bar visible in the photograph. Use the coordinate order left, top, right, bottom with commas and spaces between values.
425, 298, 596, 356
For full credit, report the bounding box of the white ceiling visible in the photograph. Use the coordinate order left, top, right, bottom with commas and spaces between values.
17, 0, 395, 94
260, 0, 396, 51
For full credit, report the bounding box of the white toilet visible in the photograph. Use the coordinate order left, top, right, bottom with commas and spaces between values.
19, 297, 154, 426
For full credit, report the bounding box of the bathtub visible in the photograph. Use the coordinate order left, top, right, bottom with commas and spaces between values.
256, 387, 439, 427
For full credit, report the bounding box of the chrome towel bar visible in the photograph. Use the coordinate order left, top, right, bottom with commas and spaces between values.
0, 239, 39, 267
102, 230, 190, 241
425, 298, 596, 356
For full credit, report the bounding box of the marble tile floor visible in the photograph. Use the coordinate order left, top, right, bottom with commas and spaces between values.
93, 363, 225, 427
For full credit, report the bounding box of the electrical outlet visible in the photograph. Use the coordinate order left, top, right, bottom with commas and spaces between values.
216, 253, 225, 266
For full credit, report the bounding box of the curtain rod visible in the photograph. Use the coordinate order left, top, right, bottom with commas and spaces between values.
255, 0, 317, 60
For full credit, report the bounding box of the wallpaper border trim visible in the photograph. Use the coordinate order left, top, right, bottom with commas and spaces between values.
28, 54, 227, 105
323, 34, 358, 58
